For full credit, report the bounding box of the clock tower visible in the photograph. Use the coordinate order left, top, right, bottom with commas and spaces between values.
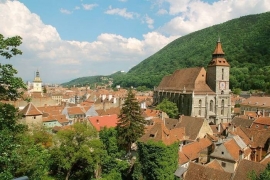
206, 39, 230, 95
33, 70, 42, 92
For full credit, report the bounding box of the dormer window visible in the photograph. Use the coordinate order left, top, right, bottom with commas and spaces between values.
150, 134, 155, 138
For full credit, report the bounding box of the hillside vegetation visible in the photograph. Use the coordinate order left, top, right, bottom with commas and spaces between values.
63, 12, 270, 91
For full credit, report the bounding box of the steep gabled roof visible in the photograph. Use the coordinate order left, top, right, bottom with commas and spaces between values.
205, 159, 225, 171
139, 118, 185, 145
179, 138, 212, 163
176, 116, 205, 140
20, 103, 43, 116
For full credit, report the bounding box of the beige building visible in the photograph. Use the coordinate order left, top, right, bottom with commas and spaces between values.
19, 102, 43, 127
154, 40, 231, 124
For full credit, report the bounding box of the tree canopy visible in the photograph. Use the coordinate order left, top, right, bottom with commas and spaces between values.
156, 98, 179, 118
116, 89, 147, 153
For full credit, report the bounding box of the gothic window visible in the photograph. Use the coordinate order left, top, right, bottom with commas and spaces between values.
221, 99, 225, 115
210, 100, 214, 112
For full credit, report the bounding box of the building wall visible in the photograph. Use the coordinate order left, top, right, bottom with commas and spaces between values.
43, 120, 62, 128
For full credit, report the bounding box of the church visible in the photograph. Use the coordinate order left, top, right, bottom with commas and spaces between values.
153, 39, 231, 124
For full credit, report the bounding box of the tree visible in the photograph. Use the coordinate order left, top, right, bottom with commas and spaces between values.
133, 141, 179, 180
0, 34, 22, 59
156, 98, 179, 118
0, 34, 28, 179
116, 89, 147, 153
99, 127, 129, 179
49, 122, 107, 180
250, 163, 270, 180
0, 34, 26, 101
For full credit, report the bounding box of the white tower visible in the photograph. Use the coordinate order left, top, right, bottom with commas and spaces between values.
33, 70, 42, 92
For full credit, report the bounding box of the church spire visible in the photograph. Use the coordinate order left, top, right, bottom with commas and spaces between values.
208, 39, 229, 67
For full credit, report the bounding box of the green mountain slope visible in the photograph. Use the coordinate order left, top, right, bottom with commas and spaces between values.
113, 12, 270, 91
62, 12, 270, 91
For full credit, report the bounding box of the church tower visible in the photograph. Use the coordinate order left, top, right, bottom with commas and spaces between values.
206, 39, 230, 95
33, 70, 42, 92
206, 39, 231, 124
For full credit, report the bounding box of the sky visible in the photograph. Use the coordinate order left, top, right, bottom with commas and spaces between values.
0, 0, 269, 84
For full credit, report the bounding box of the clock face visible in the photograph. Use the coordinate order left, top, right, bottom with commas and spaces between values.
219, 82, 226, 90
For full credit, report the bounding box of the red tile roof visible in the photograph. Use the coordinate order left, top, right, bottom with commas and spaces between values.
88, 114, 118, 131
205, 159, 224, 171
253, 117, 270, 126
20, 103, 43, 116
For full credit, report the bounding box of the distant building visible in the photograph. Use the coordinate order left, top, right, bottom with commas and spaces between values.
33, 70, 42, 93
154, 39, 231, 124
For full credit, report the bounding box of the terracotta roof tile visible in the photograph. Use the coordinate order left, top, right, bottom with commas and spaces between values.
184, 162, 232, 180
205, 159, 224, 171
140, 118, 185, 145
233, 159, 266, 180
88, 114, 118, 131
224, 139, 241, 161
176, 116, 205, 140
241, 96, 270, 108
67, 107, 85, 115
20, 103, 43, 116
156, 67, 214, 94
253, 117, 270, 126
231, 117, 254, 128
180, 138, 212, 162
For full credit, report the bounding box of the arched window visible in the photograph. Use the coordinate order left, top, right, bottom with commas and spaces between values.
222, 69, 224, 80
221, 99, 225, 115
210, 100, 214, 112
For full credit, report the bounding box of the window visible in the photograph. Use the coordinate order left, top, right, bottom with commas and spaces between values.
221, 151, 224, 155
210, 100, 214, 112
221, 162, 226, 167
222, 69, 224, 80
199, 100, 202, 116
221, 100, 225, 115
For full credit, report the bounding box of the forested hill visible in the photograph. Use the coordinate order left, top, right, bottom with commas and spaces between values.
62, 12, 270, 91
113, 12, 270, 91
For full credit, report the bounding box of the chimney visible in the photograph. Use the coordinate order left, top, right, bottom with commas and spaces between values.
239, 150, 244, 160
96, 119, 99, 124
218, 123, 221, 133
179, 144, 183, 152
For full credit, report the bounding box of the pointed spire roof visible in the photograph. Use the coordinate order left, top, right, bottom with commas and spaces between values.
20, 102, 43, 116
33, 70, 42, 82
208, 39, 230, 67
212, 38, 225, 55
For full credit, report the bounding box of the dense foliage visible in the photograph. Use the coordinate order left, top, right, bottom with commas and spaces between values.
133, 141, 179, 180
114, 12, 270, 91
250, 163, 270, 180
116, 89, 147, 153
156, 98, 179, 118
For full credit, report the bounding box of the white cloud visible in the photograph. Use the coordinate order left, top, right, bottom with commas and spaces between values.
60, 8, 72, 14
159, 0, 270, 36
105, 6, 138, 19
0, 0, 269, 83
157, 9, 168, 15
74, 6, 80, 10
119, 0, 127, 2
82, 3, 98, 10
0, 1, 175, 83
143, 14, 154, 29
